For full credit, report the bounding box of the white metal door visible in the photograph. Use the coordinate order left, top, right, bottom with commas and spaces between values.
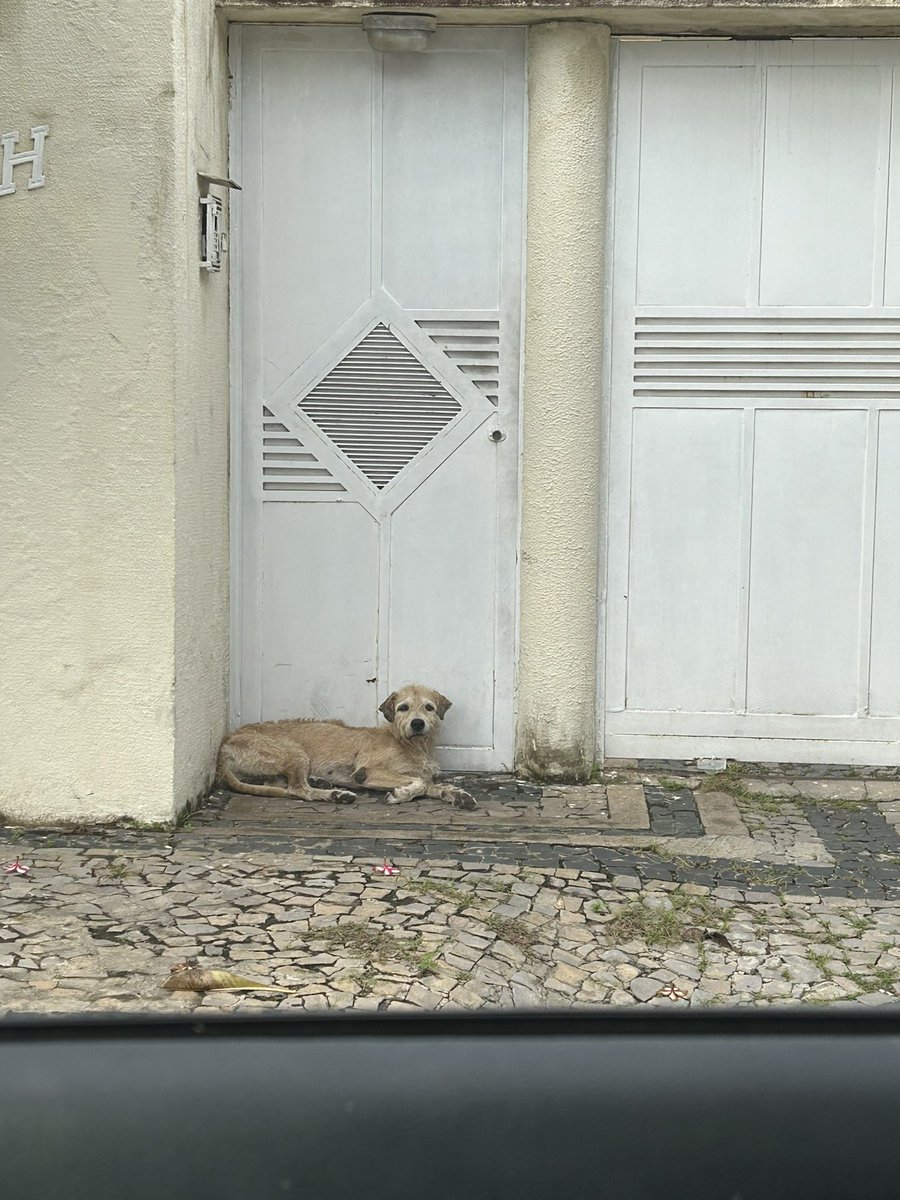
233, 27, 525, 769
606, 39, 900, 765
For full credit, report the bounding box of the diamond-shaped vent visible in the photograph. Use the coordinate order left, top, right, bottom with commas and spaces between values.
298, 323, 462, 489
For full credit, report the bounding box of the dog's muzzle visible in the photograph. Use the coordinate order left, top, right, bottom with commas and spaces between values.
410, 718, 426, 735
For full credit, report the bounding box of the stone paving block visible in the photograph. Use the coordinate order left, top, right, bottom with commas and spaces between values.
606, 785, 650, 830
550, 962, 586, 988
744, 781, 798, 798
611, 874, 642, 891
446, 984, 486, 1009
799, 780, 867, 802
607, 989, 638, 1006
629, 976, 664, 1002
547, 786, 609, 818
867, 783, 900, 801
693, 791, 750, 837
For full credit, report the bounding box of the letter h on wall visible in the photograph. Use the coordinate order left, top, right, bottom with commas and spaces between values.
0, 126, 49, 197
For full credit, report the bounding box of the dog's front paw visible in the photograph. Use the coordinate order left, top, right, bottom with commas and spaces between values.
450, 788, 477, 811
331, 789, 356, 804
388, 785, 417, 805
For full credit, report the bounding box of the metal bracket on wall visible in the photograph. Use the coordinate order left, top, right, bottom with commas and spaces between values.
200, 194, 225, 271
197, 174, 240, 272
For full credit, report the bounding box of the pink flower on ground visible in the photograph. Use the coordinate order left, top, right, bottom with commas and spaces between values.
4, 857, 29, 876
373, 859, 400, 876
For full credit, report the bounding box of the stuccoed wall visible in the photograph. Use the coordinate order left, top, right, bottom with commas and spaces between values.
172, 3, 231, 815
515, 22, 609, 780
0, 1, 229, 825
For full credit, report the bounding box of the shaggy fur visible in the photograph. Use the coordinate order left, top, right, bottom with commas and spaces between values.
216, 684, 476, 809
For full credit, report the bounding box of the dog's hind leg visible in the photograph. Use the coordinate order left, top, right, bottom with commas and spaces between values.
217, 738, 354, 804
305, 785, 357, 804
282, 749, 356, 804
217, 766, 298, 800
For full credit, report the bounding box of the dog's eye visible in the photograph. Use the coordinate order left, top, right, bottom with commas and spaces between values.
397, 704, 409, 712
425, 704, 435, 712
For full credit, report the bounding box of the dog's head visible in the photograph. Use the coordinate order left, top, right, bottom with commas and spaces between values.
379, 684, 451, 742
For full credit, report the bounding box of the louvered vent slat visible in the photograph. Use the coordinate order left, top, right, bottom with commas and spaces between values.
260, 406, 345, 495
416, 319, 500, 405
634, 316, 900, 398
298, 324, 462, 489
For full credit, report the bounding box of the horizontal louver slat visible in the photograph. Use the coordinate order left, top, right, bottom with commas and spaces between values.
260, 405, 345, 495
633, 316, 900, 399
416, 318, 500, 405
298, 323, 462, 489
263, 481, 346, 492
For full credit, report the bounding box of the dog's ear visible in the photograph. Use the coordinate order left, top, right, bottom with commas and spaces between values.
379, 692, 398, 722
433, 692, 452, 720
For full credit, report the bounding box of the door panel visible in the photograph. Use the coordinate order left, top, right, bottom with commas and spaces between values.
234, 27, 525, 769
745, 409, 867, 717
381, 51, 505, 311
759, 65, 886, 307
635, 65, 759, 307
625, 407, 744, 714
390, 438, 499, 752
260, 502, 379, 724
607, 40, 900, 765
261, 45, 374, 390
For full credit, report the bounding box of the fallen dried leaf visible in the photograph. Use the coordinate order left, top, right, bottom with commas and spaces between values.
656, 982, 690, 1001
162, 967, 294, 994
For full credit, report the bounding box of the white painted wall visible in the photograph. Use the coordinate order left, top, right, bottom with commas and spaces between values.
0, 1, 229, 824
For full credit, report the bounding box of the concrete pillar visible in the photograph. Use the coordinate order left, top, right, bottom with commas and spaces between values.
516, 21, 610, 780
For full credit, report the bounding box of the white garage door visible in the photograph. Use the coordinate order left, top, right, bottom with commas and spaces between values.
606, 39, 900, 765
232, 27, 525, 769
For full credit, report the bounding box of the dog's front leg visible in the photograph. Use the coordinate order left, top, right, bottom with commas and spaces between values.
355, 770, 428, 805
424, 783, 478, 811
387, 777, 427, 806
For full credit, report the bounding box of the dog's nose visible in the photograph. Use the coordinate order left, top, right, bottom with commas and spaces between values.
411, 718, 425, 733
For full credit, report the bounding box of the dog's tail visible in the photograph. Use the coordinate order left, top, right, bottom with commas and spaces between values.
217, 766, 299, 800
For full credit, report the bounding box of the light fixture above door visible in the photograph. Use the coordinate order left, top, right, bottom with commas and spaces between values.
362, 13, 436, 52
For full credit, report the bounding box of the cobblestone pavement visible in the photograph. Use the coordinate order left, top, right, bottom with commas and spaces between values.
2, 765, 900, 1016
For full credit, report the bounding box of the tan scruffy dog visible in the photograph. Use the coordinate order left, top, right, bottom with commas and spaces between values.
216, 684, 477, 810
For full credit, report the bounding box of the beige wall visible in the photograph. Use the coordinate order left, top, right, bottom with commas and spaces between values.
0, 0, 229, 825
172, 4, 231, 812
